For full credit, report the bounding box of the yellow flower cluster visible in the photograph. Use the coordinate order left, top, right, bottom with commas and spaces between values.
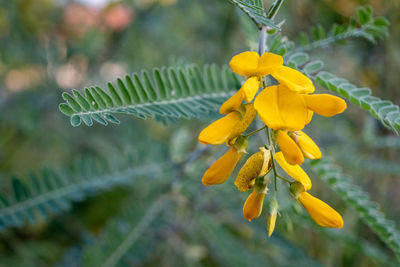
198, 51, 346, 235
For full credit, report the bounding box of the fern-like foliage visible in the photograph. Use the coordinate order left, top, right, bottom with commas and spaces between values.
229, 0, 279, 29
59, 64, 241, 127
284, 51, 400, 135
311, 158, 400, 260
297, 6, 389, 52
82, 194, 172, 267
0, 154, 169, 231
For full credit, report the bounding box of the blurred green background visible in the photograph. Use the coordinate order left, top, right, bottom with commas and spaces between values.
0, 0, 399, 266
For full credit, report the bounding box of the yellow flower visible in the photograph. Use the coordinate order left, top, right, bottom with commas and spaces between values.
267, 199, 278, 237
198, 104, 256, 146
276, 130, 304, 165
272, 66, 315, 94
219, 77, 259, 114
254, 85, 347, 132
201, 147, 243, 186
274, 152, 312, 190
254, 85, 309, 131
276, 130, 321, 165
290, 182, 343, 228
229, 51, 283, 77
235, 147, 271, 192
291, 131, 322, 160
243, 188, 266, 221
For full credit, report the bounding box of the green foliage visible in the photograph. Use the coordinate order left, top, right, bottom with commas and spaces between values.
0, 152, 169, 231
229, 0, 279, 29
311, 158, 400, 260
298, 6, 389, 51
59, 65, 241, 127
284, 51, 400, 135
315, 71, 400, 135
83, 195, 172, 267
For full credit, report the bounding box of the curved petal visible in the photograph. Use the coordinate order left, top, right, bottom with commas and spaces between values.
257, 52, 284, 76
229, 51, 260, 77
295, 131, 322, 159
304, 94, 347, 117
241, 77, 260, 102
254, 86, 285, 129
274, 152, 312, 190
198, 112, 241, 145
243, 189, 265, 221
277, 85, 309, 131
276, 130, 304, 165
306, 110, 314, 125
202, 148, 243, 186
272, 66, 315, 93
219, 90, 244, 114
298, 192, 344, 228
227, 103, 256, 145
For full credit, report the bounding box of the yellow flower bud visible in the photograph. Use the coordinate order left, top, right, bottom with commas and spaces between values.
235, 147, 271, 192
267, 199, 278, 237
243, 189, 265, 221
202, 147, 243, 186
290, 131, 321, 160
276, 130, 304, 165
297, 192, 344, 228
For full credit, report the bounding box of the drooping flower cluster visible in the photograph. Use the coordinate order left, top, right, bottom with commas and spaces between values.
198, 51, 346, 235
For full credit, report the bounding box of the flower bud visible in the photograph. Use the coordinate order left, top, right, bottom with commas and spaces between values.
298, 192, 344, 228
290, 131, 321, 160
243, 189, 265, 221
276, 130, 304, 165
267, 198, 278, 237
202, 147, 243, 186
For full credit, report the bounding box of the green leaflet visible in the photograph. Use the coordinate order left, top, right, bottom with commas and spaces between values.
297, 6, 389, 52
311, 158, 400, 260
229, 0, 279, 29
59, 64, 241, 127
0, 155, 170, 231
285, 51, 400, 135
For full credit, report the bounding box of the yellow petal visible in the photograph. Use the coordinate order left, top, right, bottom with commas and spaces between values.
202, 147, 243, 186
198, 112, 241, 145
229, 51, 260, 77
255, 85, 308, 131
257, 52, 284, 76
235, 151, 264, 192
254, 85, 285, 130
272, 66, 315, 94
295, 131, 322, 159
243, 189, 265, 221
274, 152, 312, 190
276, 130, 304, 165
219, 90, 244, 114
227, 103, 256, 145
241, 77, 260, 102
304, 94, 347, 117
306, 110, 313, 125
298, 192, 344, 228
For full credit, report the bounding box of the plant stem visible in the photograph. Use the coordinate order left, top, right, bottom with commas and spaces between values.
244, 126, 267, 137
